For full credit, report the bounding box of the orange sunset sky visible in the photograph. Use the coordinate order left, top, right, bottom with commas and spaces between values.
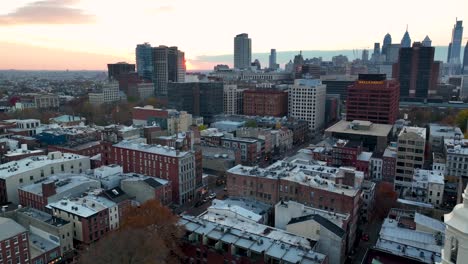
0, 0, 466, 70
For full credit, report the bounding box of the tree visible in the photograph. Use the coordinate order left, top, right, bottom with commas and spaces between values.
245, 120, 258, 128
455, 109, 468, 133
78, 200, 184, 264
374, 182, 398, 219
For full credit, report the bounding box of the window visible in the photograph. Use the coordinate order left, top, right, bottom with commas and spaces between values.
13, 237, 18, 244
5, 240, 10, 248
30, 176, 34, 180
19, 178, 23, 184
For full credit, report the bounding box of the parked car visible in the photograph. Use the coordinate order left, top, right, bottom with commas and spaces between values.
209, 193, 216, 199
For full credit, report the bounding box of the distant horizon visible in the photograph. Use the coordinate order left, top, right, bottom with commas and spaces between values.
0, 45, 455, 72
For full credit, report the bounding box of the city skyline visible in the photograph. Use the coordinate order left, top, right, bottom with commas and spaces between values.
0, 0, 466, 70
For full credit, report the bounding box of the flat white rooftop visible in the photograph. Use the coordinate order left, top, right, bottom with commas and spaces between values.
113, 140, 190, 158
0, 153, 88, 179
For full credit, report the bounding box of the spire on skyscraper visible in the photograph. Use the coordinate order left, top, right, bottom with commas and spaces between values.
401, 27, 412, 48
422, 35, 432, 47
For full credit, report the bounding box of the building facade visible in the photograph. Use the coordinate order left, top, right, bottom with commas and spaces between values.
393, 42, 439, 99
395, 127, 426, 189
103, 141, 199, 204
0, 152, 91, 205
243, 89, 288, 117
234, 33, 252, 69
0, 217, 30, 264
136, 43, 153, 81
346, 74, 400, 125
288, 79, 326, 134
223, 84, 245, 115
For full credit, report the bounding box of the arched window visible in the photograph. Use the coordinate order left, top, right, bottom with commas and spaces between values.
450, 236, 458, 263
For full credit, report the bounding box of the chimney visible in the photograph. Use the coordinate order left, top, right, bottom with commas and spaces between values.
42, 182, 56, 198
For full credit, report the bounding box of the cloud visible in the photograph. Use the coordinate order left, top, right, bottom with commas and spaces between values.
0, 0, 95, 25
145, 5, 174, 15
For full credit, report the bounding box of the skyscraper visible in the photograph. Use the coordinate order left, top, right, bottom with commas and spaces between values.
346, 74, 400, 125
234, 33, 252, 69
447, 19, 464, 65
382, 33, 392, 56
269, 49, 278, 70
288, 79, 326, 134
422, 35, 432, 47
373, 43, 381, 55
393, 42, 439, 98
362, 49, 369, 62
136, 43, 153, 81
152, 46, 185, 97
107, 62, 135, 81
401, 28, 411, 48
167, 82, 223, 122
463, 41, 468, 74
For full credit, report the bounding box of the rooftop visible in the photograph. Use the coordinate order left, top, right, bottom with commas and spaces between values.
48, 195, 116, 218
288, 214, 345, 238
29, 233, 59, 258
357, 151, 373, 162
429, 124, 463, 139
326, 120, 393, 137
399, 126, 427, 139
0, 217, 26, 241
113, 140, 190, 158
228, 159, 363, 196
0, 152, 88, 179
376, 217, 442, 263
18, 207, 69, 227
444, 138, 468, 155
19, 174, 100, 196
50, 115, 85, 124
413, 169, 444, 186
180, 215, 326, 264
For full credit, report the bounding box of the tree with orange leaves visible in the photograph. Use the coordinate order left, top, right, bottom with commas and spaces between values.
374, 181, 398, 219
78, 199, 184, 264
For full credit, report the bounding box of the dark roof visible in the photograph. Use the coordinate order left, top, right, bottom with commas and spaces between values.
143, 178, 163, 188
288, 214, 345, 238
102, 187, 132, 203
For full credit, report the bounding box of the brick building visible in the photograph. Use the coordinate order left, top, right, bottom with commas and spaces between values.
226, 159, 366, 252
103, 140, 200, 205
18, 175, 100, 211
243, 89, 288, 117
48, 195, 118, 244
346, 74, 400, 125
221, 137, 259, 165
0, 217, 30, 264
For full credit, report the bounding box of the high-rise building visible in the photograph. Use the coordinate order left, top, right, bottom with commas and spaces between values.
382, 33, 392, 56
346, 74, 400, 125
362, 49, 369, 62
243, 89, 288, 117
107, 62, 135, 81
395, 126, 426, 189
463, 41, 468, 74
447, 19, 464, 65
234, 33, 252, 69
393, 42, 439, 98
400, 28, 411, 48
269, 49, 278, 70
422, 35, 432, 47
223, 85, 245, 115
386, 44, 401, 63
288, 79, 326, 134
152, 46, 185, 97
136, 43, 153, 81
373, 43, 381, 55
167, 82, 223, 122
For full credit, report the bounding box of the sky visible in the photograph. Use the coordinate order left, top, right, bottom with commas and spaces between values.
0, 0, 466, 70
